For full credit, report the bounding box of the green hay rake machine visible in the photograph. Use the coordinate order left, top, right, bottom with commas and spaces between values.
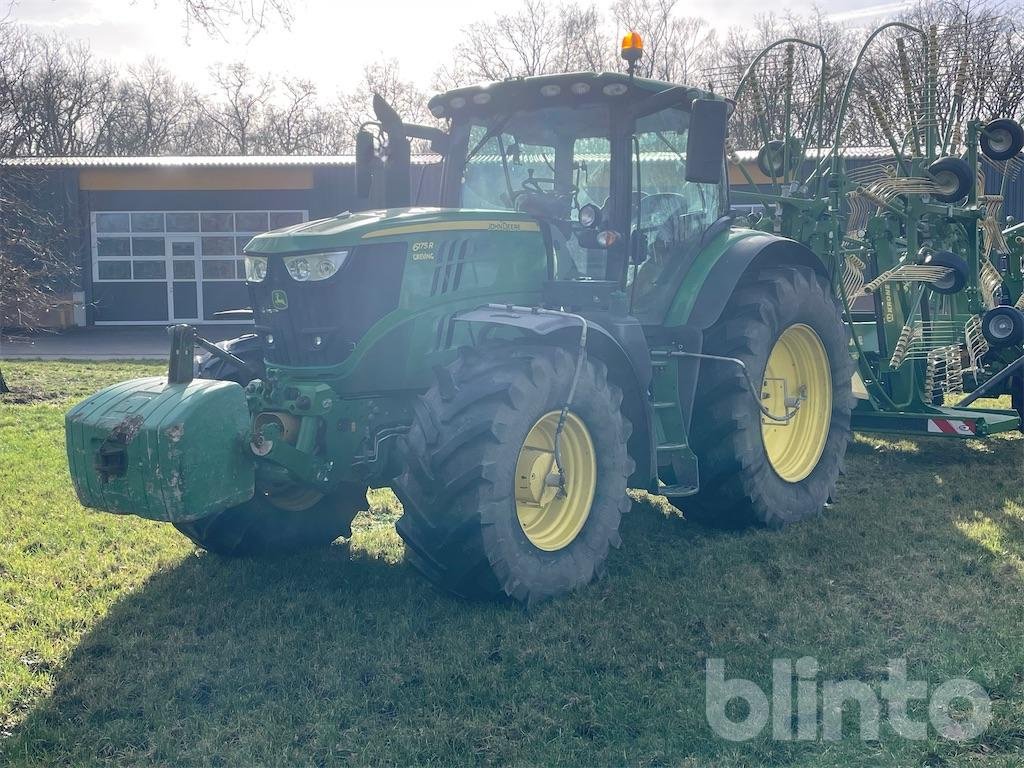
65, 27, 1024, 604
726, 22, 1024, 438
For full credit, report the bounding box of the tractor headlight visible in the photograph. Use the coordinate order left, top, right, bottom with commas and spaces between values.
244, 255, 268, 283
283, 251, 348, 282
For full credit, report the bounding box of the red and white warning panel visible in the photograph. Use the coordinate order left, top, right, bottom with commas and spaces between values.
927, 418, 978, 436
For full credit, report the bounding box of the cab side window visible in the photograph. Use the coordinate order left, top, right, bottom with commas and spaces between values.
553, 137, 612, 280
634, 107, 723, 248
628, 107, 725, 302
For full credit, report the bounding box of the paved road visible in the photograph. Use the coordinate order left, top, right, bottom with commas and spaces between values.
0, 326, 252, 360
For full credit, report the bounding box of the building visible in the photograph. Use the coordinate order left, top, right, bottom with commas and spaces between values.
0, 155, 439, 327
3, 149, 1020, 328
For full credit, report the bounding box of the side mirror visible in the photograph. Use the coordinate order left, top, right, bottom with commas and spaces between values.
355, 130, 375, 199
686, 99, 728, 184
372, 93, 403, 134
384, 133, 412, 208
370, 93, 412, 208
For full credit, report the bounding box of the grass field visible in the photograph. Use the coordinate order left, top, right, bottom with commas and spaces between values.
1, 360, 1022, 767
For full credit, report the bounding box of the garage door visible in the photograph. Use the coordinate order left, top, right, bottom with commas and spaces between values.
90, 209, 307, 324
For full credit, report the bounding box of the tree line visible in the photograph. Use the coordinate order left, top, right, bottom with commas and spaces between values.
1, 0, 1022, 160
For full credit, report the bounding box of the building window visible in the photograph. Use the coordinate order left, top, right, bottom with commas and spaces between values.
97, 237, 130, 258
171, 241, 196, 257
200, 212, 234, 232
131, 237, 165, 257
172, 261, 196, 279
236, 211, 269, 231
97, 260, 131, 280
270, 211, 303, 229
95, 212, 130, 233
92, 209, 307, 283
166, 212, 199, 232
130, 212, 164, 232
201, 236, 235, 256
133, 260, 166, 280
202, 260, 236, 280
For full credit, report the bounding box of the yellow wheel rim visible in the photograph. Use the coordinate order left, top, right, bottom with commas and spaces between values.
514, 410, 597, 551
761, 324, 833, 483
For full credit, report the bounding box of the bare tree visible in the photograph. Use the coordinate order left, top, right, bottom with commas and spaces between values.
202, 62, 274, 153
613, 0, 716, 83
174, 0, 293, 39
335, 59, 435, 152
0, 24, 37, 156
5, 35, 116, 156
105, 59, 197, 155
435, 0, 611, 88
0, 170, 77, 330
867, 0, 1024, 147
714, 11, 857, 150
265, 78, 320, 154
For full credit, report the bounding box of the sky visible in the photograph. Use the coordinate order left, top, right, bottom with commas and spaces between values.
6, 0, 916, 96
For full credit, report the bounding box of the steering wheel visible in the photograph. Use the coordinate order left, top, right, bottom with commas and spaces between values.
513, 175, 580, 226
521, 176, 557, 194
635, 192, 688, 236
510, 175, 558, 206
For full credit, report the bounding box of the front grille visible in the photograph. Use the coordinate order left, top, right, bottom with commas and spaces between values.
250, 242, 407, 366
430, 238, 473, 296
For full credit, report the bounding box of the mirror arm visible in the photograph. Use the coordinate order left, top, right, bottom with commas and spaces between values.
402, 122, 446, 143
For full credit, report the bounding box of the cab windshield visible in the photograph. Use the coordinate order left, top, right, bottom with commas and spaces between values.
446, 99, 725, 299
451, 104, 614, 280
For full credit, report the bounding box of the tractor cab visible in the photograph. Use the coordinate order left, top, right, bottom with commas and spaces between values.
361, 67, 731, 323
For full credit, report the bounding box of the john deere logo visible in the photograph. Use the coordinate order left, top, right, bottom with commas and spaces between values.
271, 289, 288, 310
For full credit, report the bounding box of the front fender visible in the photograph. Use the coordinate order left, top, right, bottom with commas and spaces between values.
455, 305, 657, 491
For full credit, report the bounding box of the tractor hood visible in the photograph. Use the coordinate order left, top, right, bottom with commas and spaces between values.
244, 207, 542, 255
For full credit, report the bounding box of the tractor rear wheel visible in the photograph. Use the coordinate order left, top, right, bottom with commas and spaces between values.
173, 482, 367, 556
670, 265, 854, 527
393, 344, 633, 604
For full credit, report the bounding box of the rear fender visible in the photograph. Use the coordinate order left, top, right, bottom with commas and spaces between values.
455, 306, 657, 491
664, 230, 831, 436
669, 231, 829, 330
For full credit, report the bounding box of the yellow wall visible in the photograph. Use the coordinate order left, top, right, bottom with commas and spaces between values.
729, 161, 779, 187
79, 167, 316, 191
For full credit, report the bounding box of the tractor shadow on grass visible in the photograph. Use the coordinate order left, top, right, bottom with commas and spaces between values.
1, 538, 468, 764
4, 433, 1023, 765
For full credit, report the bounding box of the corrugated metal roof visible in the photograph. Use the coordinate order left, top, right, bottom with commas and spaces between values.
468, 147, 894, 164
0, 153, 443, 169
731, 146, 893, 161
0, 147, 890, 170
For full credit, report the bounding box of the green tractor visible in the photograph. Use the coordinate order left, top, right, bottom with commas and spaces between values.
66, 32, 1021, 604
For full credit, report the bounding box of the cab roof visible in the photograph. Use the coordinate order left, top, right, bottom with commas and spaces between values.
428, 71, 721, 121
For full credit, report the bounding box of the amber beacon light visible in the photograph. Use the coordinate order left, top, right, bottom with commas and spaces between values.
621, 31, 643, 75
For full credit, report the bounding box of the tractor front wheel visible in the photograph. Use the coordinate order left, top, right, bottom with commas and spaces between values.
173, 482, 367, 556
671, 265, 854, 527
393, 344, 633, 604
